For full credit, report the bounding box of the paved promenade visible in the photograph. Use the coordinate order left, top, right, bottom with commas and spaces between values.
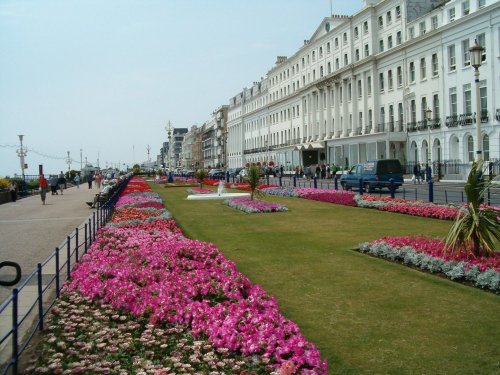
0, 185, 98, 302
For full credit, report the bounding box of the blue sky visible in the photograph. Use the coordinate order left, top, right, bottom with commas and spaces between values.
0, 0, 363, 177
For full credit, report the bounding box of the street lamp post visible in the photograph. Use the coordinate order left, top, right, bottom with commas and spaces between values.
469, 39, 484, 162
66, 151, 71, 174
165, 121, 174, 182
16, 135, 27, 181
80, 149, 83, 170
425, 108, 432, 166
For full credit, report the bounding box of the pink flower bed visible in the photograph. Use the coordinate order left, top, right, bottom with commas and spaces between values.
372, 236, 500, 271
64, 178, 327, 373
295, 188, 357, 207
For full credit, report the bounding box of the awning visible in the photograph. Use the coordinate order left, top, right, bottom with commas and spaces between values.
294, 144, 306, 151
307, 142, 324, 150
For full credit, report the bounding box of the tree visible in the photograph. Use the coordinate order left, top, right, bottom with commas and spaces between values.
246, 165, 261, 200
195, 169, 207, 188
132, 164, 141, 175
446, 161, 500, 257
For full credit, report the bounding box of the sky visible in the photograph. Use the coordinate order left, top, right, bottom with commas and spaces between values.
0, 0, 363, 177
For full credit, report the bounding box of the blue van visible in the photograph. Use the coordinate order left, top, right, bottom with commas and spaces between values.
339, 159, 404, 192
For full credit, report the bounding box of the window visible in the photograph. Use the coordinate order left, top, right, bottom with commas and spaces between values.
364, 44, 370, 57
327, 42, 331, 53
420, 58, 426, 80
449, 87, 457, 116
432, 53, 439, 76
335, 37, 339, 49
378, 16, 383, 29
335, 58, 339, 70
386, 11, 392, 24
397, 66, 402, 87
462, 39, 470, 66
388, 35, 393, 49
483, 134, 490, 161
398, 103, 404, 125
388, 70, 393, 90
409, 27, 415, 39
358, 80, 362, 98
367, 76, 372, 95
319, 47, 323, 58
327, 62, 332, 74
449, 8, 455, 22
344, 54, 348, 65
354, 27, 359, 39
463, 83, 472, 113
431, 16, 438, 30
380, 107, 386, 125
478, 0, 485, 8
480, 81, 487, 115
421, 97, 428, 120
433, 94, 439, 119
411, 100, 417, 123
343, 32, 348, 45
355, 48, 360, 61
312, 51, 316, 62
379, 72, 385, 92
363, 21, 369, 34
368, 109, 373, 128
379, 40, 384, 52
302, 57, 305, 68
409, 62, 415, 82
467, 135, 474, 162
320, 66, 324, 77
462, 0, 470, 15
476, 33, 486, 62
396, 31, 402, 45
339, 87, 343, 104
448, 45, 456, 71
359, 112, 363, 128
389, 105, 394, 129
396, 5, 401, 19
420, 21, 426, 35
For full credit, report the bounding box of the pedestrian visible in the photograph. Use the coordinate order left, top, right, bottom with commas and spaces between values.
49, 175, 59, 195
412, 163, 421, 184
299, 166, 304, 178
39, 174, 48, 205
87, 173, 93, 189
8, 180, 17, 202
326, 165, 331, 179
321, 164, 326, 179
58, 171, 66, 195
331, 163, 338, 180
74, 173, 81, 188
279, 165, 284, 177
425, 163, 432, 181
95, 173, 102, 189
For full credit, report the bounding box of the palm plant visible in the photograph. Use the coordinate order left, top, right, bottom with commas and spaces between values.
246, 165, 261, 200
195, 169, 207, 188
446, 161, 500, 257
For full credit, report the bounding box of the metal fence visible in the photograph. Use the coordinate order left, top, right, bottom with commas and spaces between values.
0, 179, 128, 375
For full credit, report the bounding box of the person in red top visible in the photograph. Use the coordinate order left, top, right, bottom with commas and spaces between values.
38, 174, 49, 205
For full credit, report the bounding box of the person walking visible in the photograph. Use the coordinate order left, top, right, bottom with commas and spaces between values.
95, 173, 102, 189
412, 163, 421, 184
49, 175, 59, 195
74, 173, 81, 188
39, 174, 48, 205
87, 173, 93, 189
58, 171, 66, 195
8, 180, 17, 202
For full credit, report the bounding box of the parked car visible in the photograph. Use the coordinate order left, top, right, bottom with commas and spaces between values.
340, 159, 404, 192
208, 169, 225, 178
228, 167, 243, 177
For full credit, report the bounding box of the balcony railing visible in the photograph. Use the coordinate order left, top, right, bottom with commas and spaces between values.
445, 115, 459, 128
496, 109, 500, 122
407, 122, 417, 132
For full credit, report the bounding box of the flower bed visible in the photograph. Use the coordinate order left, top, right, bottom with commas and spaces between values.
295, 188, 357, 207
33, 177, 327, 374
260, 186, 299, 197
358, 236, 500, 293
355, 195, 462, 220
225, 197, 289, 213
186, 187, 213, 194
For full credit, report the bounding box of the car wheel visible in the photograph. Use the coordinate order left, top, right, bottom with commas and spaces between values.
363, 182, 372, 193
340, 181, 348, 190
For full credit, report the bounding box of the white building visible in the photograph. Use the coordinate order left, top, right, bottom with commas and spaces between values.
226, 0, 500, 179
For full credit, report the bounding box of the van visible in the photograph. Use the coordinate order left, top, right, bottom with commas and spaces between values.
339, 159, 404, 192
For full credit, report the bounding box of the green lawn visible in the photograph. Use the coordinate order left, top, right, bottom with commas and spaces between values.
151, 184, 500, 375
